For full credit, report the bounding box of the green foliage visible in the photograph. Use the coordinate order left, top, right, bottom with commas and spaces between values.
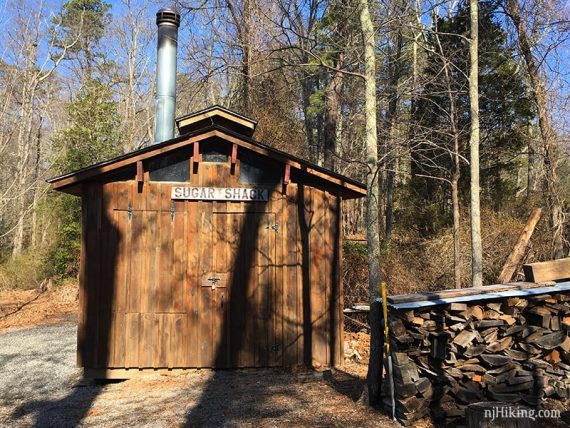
52, 79, 121, 173
0, 251, 47, 290
52, 0, 112, 64
47, 79, 121, 278
43, 194, 82, 279
409, 0, 535, 232
343, 240, 368, 260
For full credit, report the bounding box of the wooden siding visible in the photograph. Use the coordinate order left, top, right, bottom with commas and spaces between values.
78, 161, 342, 371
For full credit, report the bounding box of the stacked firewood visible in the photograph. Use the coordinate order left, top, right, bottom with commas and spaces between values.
384, 293, 570, 426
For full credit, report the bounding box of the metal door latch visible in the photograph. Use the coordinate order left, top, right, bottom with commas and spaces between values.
170, 201, 175, 222
266, 223, 279, 233
127, 202, 132, 221
208, 276, 221, 289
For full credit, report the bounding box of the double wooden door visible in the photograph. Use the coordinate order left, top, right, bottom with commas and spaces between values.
198, 210, 280, 368
101, 205, 280, 369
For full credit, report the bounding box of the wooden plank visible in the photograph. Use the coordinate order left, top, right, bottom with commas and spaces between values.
99, 186, 116, 368
113, 209, 128, 314
128, 211, 143, 313
158, 211, 173, 313
388, 282, 552, 304
77, 187, 88, 367
212, 208, 228, 368
227, 212, 239, 366
273, 195, 284, 367
297, 184, 308, 366
84, 184, 101, 368
322, 191, 331, 366
326, 193, 341, 367
171, 313, 187, 368
139, 313, 154, 368
231, 143, 238, 164
111, 312, 126, 368
498, 208, 542, 283
125, 313, 140, 368
198, 199, 214, 367
158, 314, 170, 367
523, 258, 570, 283
187, 201, 200, 367
144, 211, 158, 314
283, 184, 298, 366
172, 200, 186, 314
312, 189, 327, 367
336, 196, 344, 366
244, 212, 258, 367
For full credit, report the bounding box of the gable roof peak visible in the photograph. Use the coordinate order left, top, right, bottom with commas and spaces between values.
176, 105, 257, 138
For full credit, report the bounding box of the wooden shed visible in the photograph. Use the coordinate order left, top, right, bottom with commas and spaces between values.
48, 105, 366, 378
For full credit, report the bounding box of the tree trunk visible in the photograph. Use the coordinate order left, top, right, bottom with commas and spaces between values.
323, 53, 343, 171
469, 0, 483, 287
434, 27, 462, 289
359, 0, 383, 406
505, 0, 565, 259
384, 25, 403, 241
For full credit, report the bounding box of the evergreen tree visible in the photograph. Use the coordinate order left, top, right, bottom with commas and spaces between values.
410, 0, 534, 234
47, 80, 121, 278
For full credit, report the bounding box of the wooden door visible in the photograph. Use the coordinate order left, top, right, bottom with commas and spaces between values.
105, 207, 189, 370
198, 210, 280, 368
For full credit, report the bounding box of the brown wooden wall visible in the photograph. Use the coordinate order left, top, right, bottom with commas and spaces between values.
79, 161, 343, 371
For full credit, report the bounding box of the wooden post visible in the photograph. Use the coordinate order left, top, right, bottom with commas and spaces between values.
136, 161, 144, 183
193, 142, 199, 163
231, 143, 238, 164
282, 164, 291, 194
284, 164, 291, 185
497, 208, 542, 283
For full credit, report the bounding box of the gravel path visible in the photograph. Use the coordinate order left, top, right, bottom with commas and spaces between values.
0, 323, 80, 405
0, 322, 397, 427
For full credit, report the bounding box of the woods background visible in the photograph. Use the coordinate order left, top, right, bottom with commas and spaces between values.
0, 0, 569, 295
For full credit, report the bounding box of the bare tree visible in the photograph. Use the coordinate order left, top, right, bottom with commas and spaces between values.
504, 0, 567, 259
359, 0, 383, 406
5, 1, 81, 256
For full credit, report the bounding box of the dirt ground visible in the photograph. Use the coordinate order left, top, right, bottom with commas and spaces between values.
0, 283, 78, 330
0, 288, 398, 427
2, 288, 568, 427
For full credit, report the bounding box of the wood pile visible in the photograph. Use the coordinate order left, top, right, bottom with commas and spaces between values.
384, 292, 570, 426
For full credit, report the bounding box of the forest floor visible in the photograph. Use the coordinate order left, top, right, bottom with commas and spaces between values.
2, 287, 568, 427
0, 287, 399, 427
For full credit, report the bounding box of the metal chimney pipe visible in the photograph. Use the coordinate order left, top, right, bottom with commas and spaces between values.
153, 8, 180, 144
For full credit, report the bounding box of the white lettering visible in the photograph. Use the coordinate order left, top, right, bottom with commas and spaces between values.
171, 187, 270, 201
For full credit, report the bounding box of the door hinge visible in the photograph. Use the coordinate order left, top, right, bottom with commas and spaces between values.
127, 202, 132, 221
170, 201, 175, 222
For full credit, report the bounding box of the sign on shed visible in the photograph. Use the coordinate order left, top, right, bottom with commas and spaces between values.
171, 186, 269, 202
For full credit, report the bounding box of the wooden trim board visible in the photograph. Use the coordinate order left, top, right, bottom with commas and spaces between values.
387, 282, 554, 305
